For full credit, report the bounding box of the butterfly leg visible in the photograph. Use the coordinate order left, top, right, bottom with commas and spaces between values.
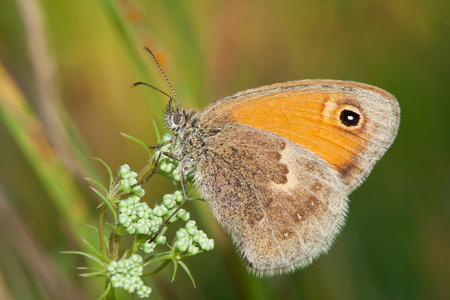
148, 138, 172, 149
134, 138, 179, 186
132, 151, 163, 186
146, 169, 190, 244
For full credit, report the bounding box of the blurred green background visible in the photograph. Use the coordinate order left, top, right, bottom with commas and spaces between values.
0, 0, 449, 299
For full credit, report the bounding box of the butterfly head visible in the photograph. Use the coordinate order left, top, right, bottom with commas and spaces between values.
165, 99, 187, 131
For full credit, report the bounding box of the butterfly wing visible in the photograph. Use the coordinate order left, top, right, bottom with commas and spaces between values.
195, 123, 348, 275
199, 80, 400, 192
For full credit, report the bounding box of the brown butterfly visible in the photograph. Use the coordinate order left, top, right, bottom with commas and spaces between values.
139, 47, 400, 276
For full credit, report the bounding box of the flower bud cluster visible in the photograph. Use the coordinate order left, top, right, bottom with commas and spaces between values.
118, 188, 189, 253
154, 133, 181, 181
107, 254, 151, 298
117, 164, 145, 197
173, 221, 214, 255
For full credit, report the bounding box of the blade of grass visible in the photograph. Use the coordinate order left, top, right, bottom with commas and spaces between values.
0, 62, 93, 228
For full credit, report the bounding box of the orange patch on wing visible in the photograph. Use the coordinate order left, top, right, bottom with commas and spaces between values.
231, 91, 370, 176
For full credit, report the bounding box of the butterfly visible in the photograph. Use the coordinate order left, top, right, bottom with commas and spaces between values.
138, 47, 400, 276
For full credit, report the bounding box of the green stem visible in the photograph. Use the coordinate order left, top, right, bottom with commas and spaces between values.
142, 259, 171, 277
99, 206, 107, 258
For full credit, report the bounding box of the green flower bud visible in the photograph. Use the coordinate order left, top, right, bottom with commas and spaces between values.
142, 241, 156, 253
173, 191, 183, 202
176, 228, 188, 239
199, 239, 214, 251
120, 179, 131, 193
176, 209, 190, 222
153, 205, 168, 217
185, 221, 198, 236
129, 195, 141, 204
154, 235, 166, 245
134, 188, 145, 198
174, 240, 189, 252
125, 223, 136, 235
162, 194, 176, 209
137, 285, 152, 298
118, 164, 131, 179
160, 163, 174, 173
188, 245, 200, 255
129, 178, 138, 186
167, 209, 179, 223
110, 274, 123, 288
117, 259, 129, 272
130, 254, 142, 264
131, 184, 142, 193
133, 265, 144, 276
118, 214, 131, 227
193, 230, 208, 243
119, 204, 131, 216
149, 218, 162, 233
107, 261, 118, 273
173, 170, 181, 182
136, 220, 150, 235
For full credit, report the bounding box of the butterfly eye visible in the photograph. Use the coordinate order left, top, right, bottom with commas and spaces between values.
339, 109, 360, 127
172, 113, 183, 125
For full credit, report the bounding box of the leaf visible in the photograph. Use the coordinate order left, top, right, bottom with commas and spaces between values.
155, 170, 179, 186
178, 260, 196, 288
143, 252, 171, 266
120, 132, 151, 155
79, 234, 109, 263
61, 251, 105, 267
89, 186, 117, 223
98, 282, 112, 300
75, 223, 100, 232
171, 260, 178, 283
152, 119, 161, 143
142, 259, 170, 276
83, 177, 108, 194
79, 270, 109, 278
92, 157, 114, 189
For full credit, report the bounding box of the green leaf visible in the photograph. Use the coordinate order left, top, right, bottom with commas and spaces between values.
155, 170, 179, 186
89, 186, 117, 223
171, 260, 178, 282
178, 260, 196, 288
143, 252, 172, 266
152, 119, 161, 143
98, 282, 112, 300
75, 223, 100, 232
79, 233, 109, 263
120, 132, 152, 155
83, 177, 108, 194
61, 250, 105, 267
142, 259, 170, 277
92, 157, 114, 189
79, 270, 109, 278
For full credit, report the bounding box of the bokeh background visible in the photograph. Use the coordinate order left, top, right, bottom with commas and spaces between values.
0, 0, 449, 299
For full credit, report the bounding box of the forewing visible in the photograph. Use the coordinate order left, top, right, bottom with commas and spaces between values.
199, 80, 400, 191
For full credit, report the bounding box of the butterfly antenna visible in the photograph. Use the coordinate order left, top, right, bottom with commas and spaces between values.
133, 81, 176, 103
142, 46, 180, 107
